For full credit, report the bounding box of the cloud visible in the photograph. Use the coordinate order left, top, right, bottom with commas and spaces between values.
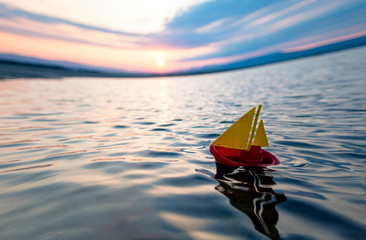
0, 0, 365, 74
152, 0, 366, 62
0, 0, 210, 34
148, 0, 270, 48
248, 0, 316, 27
0, 3, 137, 36
0, 17, 144, 49
282, 26, 366, 52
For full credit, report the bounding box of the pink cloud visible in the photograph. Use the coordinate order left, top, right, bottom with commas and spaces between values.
283, 30, 366, 53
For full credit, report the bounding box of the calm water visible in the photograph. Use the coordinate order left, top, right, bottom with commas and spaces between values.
1, 47, 366, 240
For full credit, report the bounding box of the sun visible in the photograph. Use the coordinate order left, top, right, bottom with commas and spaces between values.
157, 57, 165, 66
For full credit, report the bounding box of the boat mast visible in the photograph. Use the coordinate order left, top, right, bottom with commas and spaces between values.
247, 104, 262, 151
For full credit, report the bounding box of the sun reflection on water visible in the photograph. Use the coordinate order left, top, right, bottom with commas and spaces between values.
159, 79, 171, 119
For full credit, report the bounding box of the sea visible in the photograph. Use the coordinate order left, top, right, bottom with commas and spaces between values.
0, 46, 365, 240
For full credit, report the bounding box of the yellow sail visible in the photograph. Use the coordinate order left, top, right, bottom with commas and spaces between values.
212, 105, 270, 151
212, 107, 256, 150
252, 119, 269, 147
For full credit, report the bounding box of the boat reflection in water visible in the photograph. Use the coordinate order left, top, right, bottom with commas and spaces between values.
214, 163, 286, 240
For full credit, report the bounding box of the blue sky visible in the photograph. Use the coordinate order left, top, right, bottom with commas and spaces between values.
0, 0, 365, 73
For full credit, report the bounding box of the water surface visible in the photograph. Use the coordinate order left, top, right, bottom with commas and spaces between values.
1, 47, 365, 239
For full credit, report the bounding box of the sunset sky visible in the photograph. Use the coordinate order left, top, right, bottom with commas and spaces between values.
0, 0, 365, 74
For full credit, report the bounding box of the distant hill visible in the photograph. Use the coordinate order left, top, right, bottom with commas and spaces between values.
0, 53, 90, 70
1, 35, 365, 79
0, 55, 153, 79
0, 53, 136, 73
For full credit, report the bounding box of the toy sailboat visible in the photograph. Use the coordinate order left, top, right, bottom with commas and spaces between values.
210, 105, 279, 167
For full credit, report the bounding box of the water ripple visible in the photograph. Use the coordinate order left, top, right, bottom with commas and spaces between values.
0, 164, 53, 174
1, 47, 366, 239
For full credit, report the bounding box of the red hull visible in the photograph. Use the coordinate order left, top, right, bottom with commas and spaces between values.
210, 144, 279, 167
